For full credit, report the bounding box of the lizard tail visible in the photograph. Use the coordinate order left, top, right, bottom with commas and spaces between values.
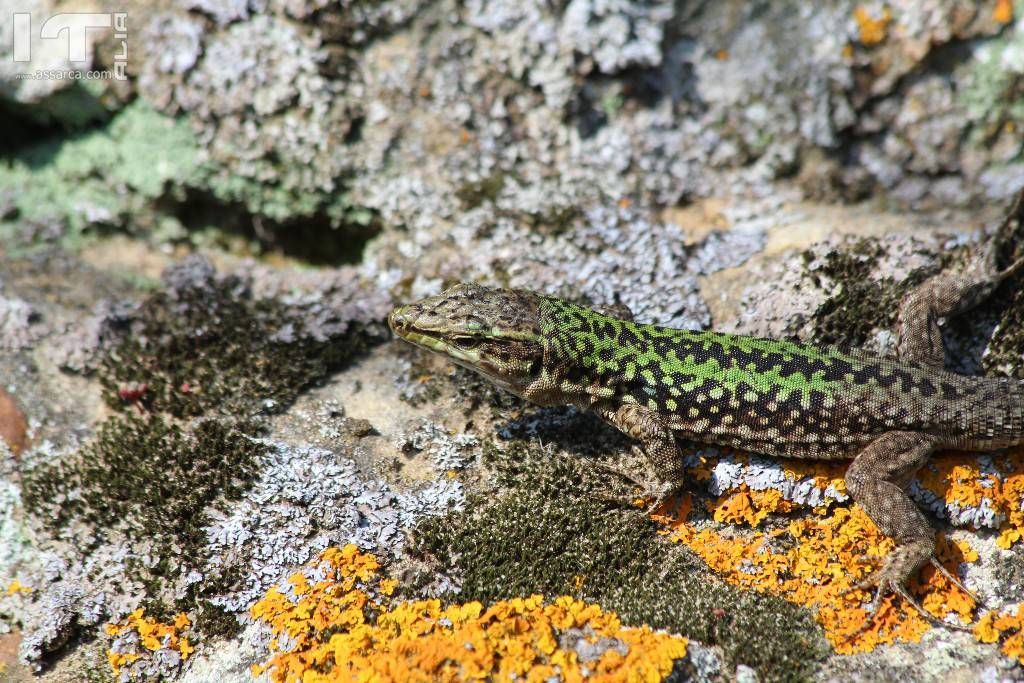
950, 376, 1024, 451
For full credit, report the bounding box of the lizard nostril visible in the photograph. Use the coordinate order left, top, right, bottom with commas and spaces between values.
388, 309, 407, 333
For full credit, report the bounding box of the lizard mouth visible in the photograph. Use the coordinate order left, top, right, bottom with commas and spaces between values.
388, 307, 475, 358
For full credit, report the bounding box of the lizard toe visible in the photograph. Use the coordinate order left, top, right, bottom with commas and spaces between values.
840, 551, 977, 637
929, 556, 981, 605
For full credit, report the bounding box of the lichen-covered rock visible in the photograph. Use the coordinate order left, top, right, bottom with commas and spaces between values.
0, 253, 396, 672
4, 0, 1024, 255
0, 0, 127, 128
202, 440, 463, 616
413, 440, 831, 680
3, 1, 1024, 680
0, 101, 203, 240
0, 292, 42, 351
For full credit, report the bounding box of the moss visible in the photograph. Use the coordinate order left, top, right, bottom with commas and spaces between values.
195, 599, 244, 640
804, 239, 943, 347
982, 202, 1024, 378
984, 283, 1024, 378
21, 414, 259, 536
455, 172, 507, 210
524, 203, 582, 235
413, 441, 829, 682
16, 258, 378, 642
99, 269, 371, 418
20, 413, 261, 635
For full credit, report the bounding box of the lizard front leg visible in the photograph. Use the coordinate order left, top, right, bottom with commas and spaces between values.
595, 402, 684, 510
843, 431, 972, 630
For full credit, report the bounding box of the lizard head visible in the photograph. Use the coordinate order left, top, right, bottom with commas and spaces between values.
388, 283, 544, 394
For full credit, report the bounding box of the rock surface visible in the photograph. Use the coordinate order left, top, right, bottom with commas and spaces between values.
2, 1, 1024, 681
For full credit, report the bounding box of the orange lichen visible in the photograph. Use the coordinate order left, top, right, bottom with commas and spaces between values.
250, 544, 688, 683
709, 485, 792, 527
854, 6, 893, 46
918, 450, 1024, 550
105, 608, 194, 676
663, 499, 972, 654
5, 579, 32, 595
994, 0, 1014, 24
656, 447, 1024, 662
974, 605, 1024, 663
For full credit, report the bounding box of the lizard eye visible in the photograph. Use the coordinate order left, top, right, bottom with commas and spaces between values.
452, 335, 480, 350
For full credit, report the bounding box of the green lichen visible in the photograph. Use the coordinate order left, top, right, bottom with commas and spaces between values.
959, 7, 1024, 145
0, 100, 377, 261
413, 440, 828, 682
99, 270, 371, 418
0, 100, 203, 242
804, 239, 943, 348
204, 171, 376, 232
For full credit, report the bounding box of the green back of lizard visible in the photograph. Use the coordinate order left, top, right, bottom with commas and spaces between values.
539, 297, 1024, 457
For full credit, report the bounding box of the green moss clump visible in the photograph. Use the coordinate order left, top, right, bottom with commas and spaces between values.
21, 414, 258, 537
982, 274, 1024, 377
413, 441, 828, 682
804, 239, 942, 348
99, 269, 371, 418
20, 413, 263, 633
455, 172, 507, 210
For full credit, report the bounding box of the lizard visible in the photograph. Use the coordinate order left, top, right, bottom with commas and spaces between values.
387, 194, 1024, 631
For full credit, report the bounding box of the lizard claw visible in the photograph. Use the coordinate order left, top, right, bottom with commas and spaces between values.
929, 556, 982, 606
839, 552, 977, 638
590, 460, 649, 491
589, 461, 680, 514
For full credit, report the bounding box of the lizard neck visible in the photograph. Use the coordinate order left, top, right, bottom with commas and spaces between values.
525, 297, 626, 407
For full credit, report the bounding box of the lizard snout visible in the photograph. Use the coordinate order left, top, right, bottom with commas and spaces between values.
388, 306, 417, 336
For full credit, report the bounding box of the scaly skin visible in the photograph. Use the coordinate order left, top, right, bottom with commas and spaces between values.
388, 195, 1024, 632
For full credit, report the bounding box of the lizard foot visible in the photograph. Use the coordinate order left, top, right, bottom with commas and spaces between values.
590, 461, 680, 514
840, 541, 975, 637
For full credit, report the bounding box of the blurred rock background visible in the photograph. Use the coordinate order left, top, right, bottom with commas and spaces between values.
2, 1, 1024, 681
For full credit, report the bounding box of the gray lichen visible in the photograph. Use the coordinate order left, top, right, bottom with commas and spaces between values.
202, 440, 463, 617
